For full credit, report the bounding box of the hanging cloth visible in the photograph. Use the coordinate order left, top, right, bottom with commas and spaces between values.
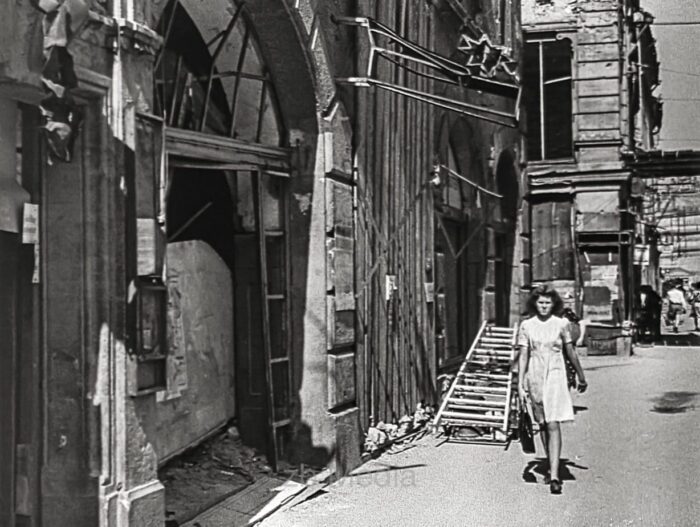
31, 0, 89, 162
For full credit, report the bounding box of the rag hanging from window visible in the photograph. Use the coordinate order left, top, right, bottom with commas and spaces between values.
30, 0, 89, 162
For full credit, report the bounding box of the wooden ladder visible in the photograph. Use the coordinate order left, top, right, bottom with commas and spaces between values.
433, 322, 519, 444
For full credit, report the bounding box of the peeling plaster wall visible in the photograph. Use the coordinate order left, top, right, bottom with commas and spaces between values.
522, 0, 578, 26
137, 241, 235, 462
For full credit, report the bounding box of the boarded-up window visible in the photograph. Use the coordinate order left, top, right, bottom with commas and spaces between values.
524, 37, 573, 161
531, 200, 574, 281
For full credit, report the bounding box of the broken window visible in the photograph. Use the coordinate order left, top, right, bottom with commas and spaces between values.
154, 0, 282, 145
531, 199, 574, 281
524, 36, 573, 161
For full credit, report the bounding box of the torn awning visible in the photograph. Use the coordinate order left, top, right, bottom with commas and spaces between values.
334, 16, 521, 128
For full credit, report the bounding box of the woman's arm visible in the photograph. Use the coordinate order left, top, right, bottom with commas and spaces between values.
564, 342, 587, 392
518, 344, 529, 401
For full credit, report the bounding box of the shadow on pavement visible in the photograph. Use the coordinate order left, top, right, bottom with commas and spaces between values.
584, 363, 636, 372
650, 391, 699, 414
522, 457, 588, 484
573, 405, 588, 415
345, 463, 427, 477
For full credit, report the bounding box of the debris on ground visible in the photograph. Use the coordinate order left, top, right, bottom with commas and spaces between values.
159, 424, 272, 524
362, 402, 436, 458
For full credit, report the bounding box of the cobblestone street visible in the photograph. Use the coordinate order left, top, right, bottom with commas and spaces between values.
261, 347, 700, 527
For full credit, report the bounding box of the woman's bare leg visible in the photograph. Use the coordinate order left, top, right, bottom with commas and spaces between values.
539, 423, 549, 480
540, 425, 548, 458
546, 421, 562, 481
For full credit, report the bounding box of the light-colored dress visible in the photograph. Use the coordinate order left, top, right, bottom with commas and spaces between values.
518, 315, 574, 424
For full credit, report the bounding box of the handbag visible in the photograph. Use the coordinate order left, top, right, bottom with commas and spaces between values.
518, 407, 535, 454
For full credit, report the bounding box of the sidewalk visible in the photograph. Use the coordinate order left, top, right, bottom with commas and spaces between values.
259, 348, 700, 527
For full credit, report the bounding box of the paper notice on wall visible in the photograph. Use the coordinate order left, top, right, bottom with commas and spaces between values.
424, 282, 435, 303
385, 275, 397, 301
22, 203, 39, 244
32, 243, 40, 283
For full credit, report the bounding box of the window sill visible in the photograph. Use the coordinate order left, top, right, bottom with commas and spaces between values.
527, 158, 577, 167
131, 386, 166, 398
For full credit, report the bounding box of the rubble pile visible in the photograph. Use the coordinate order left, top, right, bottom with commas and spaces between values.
363, 402, 436, 457
159, 424, 271, 524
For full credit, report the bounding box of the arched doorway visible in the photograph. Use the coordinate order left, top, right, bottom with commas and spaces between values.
494, 149, 519, 325
152, 0, 295, 472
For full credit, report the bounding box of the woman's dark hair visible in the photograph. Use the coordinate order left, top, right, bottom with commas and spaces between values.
526, 284, 564, 316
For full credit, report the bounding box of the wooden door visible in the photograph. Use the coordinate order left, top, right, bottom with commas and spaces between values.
232, 170, 290, 466
0, 104, 43, 527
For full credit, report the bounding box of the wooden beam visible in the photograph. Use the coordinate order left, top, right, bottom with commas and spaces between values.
165, 127, 290, 170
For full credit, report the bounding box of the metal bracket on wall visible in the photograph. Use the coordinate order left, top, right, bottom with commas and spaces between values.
334, 16, 521, 127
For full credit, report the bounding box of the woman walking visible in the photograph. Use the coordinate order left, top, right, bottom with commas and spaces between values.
518, 285, 588, 494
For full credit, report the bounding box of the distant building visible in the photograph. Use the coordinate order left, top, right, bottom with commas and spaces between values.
521, 0, 661, 325
624, 150, 700, 287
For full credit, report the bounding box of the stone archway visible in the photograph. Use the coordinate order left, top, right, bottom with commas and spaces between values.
148, 0, 351, 481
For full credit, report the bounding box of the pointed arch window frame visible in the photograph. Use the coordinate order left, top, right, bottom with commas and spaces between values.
154, 0, 285, 146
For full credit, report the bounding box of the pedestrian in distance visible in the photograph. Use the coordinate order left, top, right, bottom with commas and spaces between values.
636, 285, 662, 343
690, 281, 700, 332
518, 284, 588, 495
664, 281, 688, 333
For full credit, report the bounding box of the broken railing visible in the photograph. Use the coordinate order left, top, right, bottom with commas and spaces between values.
334, 16, 521, 127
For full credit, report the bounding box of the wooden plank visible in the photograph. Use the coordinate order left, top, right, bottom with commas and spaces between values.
532, 201, 552, 281
576, 0, 619, 11
448, 398, 506, 407
0, 233, 18, 525
16, 105, 43, 524
577, 27, 618, 44
355, 0, 373, 428
165, 127, 290, 170
480, 337, 514, 344
328, 352, 356, 409
578, 112, 619, 130
453, 385, 508, 393
577, 78, 619, 97
255, 173, 279, 469
441, 411, 503, 421
578, 42, 620, 62
558, 201, 574, 278
578, 146, 621, 164
577, 96, 619, 114
578, 129, 620, 142
578, 61, 619, 81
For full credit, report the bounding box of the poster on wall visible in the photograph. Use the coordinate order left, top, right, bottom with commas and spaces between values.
583, 286, 613, 322
583, 263, 619, 322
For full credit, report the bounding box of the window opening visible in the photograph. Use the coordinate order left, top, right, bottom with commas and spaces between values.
154, 0, 282, 145
524, 37, 573, 161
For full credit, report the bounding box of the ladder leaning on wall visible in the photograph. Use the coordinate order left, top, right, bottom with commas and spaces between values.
433, 322, 519, 445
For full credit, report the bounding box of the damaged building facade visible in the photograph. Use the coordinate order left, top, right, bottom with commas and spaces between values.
0, 0, 524, 525
521, 0, 661, 332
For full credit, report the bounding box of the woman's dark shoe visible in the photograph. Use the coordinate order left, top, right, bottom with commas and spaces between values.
550, 479, 562, 494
